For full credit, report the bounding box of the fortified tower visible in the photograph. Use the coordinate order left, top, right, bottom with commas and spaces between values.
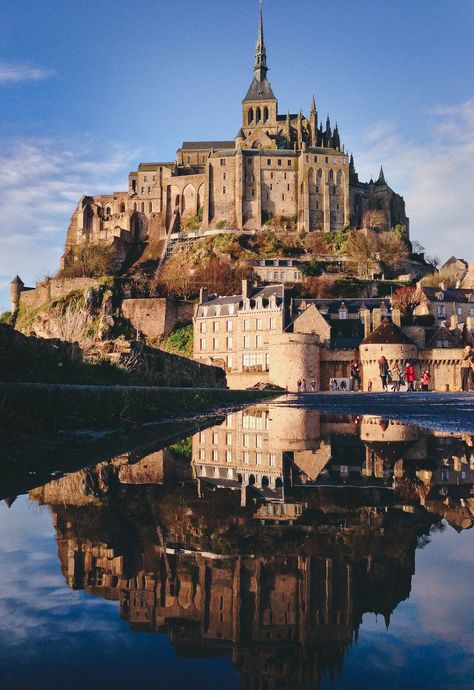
359, 319, 418, 391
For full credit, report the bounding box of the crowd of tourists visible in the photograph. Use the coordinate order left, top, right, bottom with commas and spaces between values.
294, 346, 474, 393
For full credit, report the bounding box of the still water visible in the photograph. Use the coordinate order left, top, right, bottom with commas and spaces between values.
0, 404, 473, 690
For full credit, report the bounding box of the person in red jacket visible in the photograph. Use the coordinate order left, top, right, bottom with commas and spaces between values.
405, 361, 416, 391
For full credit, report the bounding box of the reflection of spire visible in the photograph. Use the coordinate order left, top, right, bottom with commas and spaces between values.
254, 0, 268, 81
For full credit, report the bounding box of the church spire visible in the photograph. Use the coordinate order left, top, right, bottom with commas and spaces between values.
254, 0, 268, 81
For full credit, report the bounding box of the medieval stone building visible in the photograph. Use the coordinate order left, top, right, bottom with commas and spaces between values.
61, 1, 408, 271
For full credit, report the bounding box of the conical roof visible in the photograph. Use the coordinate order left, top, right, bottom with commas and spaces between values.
362, 318, 414, 345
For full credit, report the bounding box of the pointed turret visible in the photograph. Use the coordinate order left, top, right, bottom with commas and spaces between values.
375, 165, 386, 185
309, 95, 317, 147
285, 110, 291, 145
325, 115, 332, 147
243, 0, 276, 103
10, 274, 24, 312
349, 153, 359, 183
333, 121, 341, 150
254, 0, 268, 82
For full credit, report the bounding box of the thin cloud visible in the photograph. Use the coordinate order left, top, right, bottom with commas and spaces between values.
352, 98, 474, 262
0, 61, 54, 84
0, 138, 138, 310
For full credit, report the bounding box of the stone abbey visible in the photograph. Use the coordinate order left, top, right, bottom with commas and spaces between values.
62, 1, 408, 270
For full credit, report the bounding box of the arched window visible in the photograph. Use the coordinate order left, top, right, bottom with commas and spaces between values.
256, 107, 261, 123
106, 206, 111, 216
263, 106, 269, 123
329, 169, 334, 183
83, 205, 94, 233
141, 202, 145, 212
308, 168, 315, 188
248, 108, 254, 125
149, 202, 153, 213
337, 170, 342, 185
133, 202, 137, 211
119, 202, 126, 213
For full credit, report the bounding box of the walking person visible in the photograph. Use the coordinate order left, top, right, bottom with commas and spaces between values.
297, 379, 301, 393
421, 369, 431, 391
405, 361, 416, 392
378, 356, 389, 391
301, 378, 307, 392
350, 361, 361, 391
310, 378, 316, 392
461, 346, 474, 392
391, 363, 401, 392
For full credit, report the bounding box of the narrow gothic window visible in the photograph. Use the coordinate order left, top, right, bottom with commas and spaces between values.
248, 108, 254, 124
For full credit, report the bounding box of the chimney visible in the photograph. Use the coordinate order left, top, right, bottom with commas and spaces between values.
242, 279, 249, 299
450, 314, 459, 331
361, 308, 371, 337
199, 287, 208, 304
466, 262, 474, 288
372, 307, 382, 331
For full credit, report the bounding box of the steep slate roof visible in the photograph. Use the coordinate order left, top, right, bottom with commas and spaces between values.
180, 141, 236, 150
243, 77, 276, 101
425, 324, 462, 348
422, 287, 474, 302
294, 297, 389, 317
361, 319, 414, 345
196, 285, 284, 318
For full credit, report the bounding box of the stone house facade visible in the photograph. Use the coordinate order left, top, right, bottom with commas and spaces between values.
193, 280, 285, 374
193, 280, 474, 391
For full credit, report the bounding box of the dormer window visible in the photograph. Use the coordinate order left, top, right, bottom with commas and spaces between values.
228, 304, 235, 315
269, 295, 277, 308
256, 298, 263, 309
436, 291, 445, 301
243, 299, 251, 310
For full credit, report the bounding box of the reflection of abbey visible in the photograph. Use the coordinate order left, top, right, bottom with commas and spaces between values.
27, 407, 473, 689
61, 1, 408, 271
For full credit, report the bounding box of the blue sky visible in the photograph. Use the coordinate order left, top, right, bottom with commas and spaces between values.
1, 0, 473, 311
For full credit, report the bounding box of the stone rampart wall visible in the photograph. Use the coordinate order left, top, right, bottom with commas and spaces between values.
227, 371, 270, 390
19, 278, 99, 310
121, 298, 194, 340
320, 349, 357, 390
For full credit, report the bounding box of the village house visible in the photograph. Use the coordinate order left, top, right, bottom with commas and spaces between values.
193, 279, 474, 391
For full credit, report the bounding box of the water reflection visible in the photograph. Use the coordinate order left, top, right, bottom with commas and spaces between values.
25, 407, 474, 689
